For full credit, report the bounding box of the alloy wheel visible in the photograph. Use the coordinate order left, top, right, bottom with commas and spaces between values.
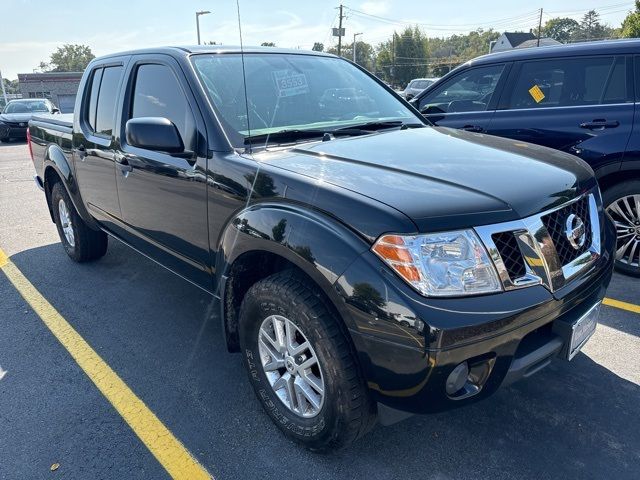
606, 194, 640, 267
58, 198, 75, 247
258, 315, 325, 418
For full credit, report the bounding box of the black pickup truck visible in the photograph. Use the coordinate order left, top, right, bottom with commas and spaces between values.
29, 46, 616, 451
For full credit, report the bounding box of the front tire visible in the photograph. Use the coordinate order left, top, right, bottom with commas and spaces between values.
603, 180, 640, 277
51, 182, 108, 262
238, 271, 376, 451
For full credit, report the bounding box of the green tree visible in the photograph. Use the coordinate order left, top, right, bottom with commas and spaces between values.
1, 78, 19, 94
427, 29, 499, 76
39, 44, 95, 72
575, 10, 616, 40
261, 42, 276, 47
543, 17, 580, 43
328, 41, 374, 69
621, 1, 640, 38
312, 42, 324, 52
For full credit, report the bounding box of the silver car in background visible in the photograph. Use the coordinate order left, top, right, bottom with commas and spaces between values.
402, 77, 439, 100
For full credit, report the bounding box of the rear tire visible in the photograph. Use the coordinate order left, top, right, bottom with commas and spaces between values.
603, 180, 640, 277
51, 182, 108, 262
238, 271, 376, 451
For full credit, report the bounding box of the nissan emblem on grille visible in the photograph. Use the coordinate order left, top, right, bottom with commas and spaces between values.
565, 214, 586, 250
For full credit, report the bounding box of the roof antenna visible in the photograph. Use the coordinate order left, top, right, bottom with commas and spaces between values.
236, 0, 252, 153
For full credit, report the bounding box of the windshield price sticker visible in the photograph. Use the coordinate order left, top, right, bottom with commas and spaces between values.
528, 84, 545, 103
273, 70, 309, 97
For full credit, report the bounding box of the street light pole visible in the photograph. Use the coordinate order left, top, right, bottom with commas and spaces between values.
353, 32, 362, 63
195, 10, 211, 45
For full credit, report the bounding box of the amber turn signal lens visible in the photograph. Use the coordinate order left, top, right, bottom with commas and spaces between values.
372, 235, 422, 284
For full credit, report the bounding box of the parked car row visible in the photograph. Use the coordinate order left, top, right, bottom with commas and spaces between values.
410, 39, 640, 276
0, 98, 60, 142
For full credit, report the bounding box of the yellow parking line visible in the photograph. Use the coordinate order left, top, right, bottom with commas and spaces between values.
0, 248, 211, 480
603, 297, 640, 315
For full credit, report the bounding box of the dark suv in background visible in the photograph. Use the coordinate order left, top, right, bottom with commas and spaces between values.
412, 39, 640, 276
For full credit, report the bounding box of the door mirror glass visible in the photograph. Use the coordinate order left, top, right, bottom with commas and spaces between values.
51, 107, 60, 114
126, 117, 184, 153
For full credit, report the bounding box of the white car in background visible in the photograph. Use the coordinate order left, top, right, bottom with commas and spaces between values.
402, 77, 439, 100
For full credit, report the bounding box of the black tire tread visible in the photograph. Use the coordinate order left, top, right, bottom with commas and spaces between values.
51, 181, 108, 262
240, 270, 376, 451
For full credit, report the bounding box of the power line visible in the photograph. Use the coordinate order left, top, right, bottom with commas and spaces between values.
345, 6, 542, 28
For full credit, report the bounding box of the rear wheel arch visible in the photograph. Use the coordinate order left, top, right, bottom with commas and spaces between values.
597, 168, 640, 193
42, 160, 99, 231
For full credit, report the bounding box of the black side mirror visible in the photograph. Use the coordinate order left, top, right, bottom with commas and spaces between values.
126, 117, 184, 153
51, 108, 60, 114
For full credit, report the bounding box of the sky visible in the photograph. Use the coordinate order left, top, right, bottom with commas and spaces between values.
0, 0, 635, 79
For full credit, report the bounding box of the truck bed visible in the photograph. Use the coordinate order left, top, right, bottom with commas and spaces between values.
30, 113, 74, 130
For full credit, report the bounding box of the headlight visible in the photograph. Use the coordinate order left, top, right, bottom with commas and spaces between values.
372, 230, 502, 297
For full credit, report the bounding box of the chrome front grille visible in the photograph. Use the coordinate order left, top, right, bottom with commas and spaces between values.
541, 196, 592, 265
492, 231, 526, 280
475, 192, 602, 293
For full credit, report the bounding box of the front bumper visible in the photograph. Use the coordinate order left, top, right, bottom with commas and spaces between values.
0, 124, 27, 139
334, 215, 616, 417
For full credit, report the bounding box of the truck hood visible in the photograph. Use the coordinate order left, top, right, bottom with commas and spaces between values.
0, 112, 36, 123
256, 127, 596, 232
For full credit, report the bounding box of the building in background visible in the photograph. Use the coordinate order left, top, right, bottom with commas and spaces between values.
491, 32, 536, 52
17, 72, 83, 113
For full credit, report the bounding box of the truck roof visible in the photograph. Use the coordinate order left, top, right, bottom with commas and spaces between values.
469, 38, 640, 67
94, 45, 336, 61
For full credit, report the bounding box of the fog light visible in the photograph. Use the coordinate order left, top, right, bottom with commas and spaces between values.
446, 361, 469, 395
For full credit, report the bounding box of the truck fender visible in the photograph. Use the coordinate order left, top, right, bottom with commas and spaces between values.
216, 203, 370, 350
43, 144, 100, 230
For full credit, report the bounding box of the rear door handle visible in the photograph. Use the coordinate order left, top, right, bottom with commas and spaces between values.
580, 119, 620, 130
462, 125, 484, 133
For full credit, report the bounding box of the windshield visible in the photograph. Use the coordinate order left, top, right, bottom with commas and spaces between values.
191, 53, 419, 148
4, 100, 49, 114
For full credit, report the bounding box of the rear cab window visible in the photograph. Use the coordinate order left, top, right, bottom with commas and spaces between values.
83, 65, 124, 138
505, 56, 630, 109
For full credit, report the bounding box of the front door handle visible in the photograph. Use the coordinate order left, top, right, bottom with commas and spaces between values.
580, 119, 620, 130
462, 125, 484, 133
115, 154, 134, 174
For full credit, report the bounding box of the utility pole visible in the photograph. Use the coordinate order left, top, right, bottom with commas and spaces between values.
337, 4, 345, 57
391, 32, 396, 85
0, 70, 8, 106
536, 8, 543, 47
353, 32, 362, 62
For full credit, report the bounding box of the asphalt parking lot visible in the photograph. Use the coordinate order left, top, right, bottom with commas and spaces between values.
0, 140, 639, 480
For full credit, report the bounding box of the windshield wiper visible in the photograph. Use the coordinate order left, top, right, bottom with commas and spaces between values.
244, 129, 327, 145
243, 121, 425, 147
329, 120, 425, 133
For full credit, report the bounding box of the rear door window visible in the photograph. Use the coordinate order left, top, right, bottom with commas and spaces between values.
418, 64, 505, 114
506, 56, 628, 109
